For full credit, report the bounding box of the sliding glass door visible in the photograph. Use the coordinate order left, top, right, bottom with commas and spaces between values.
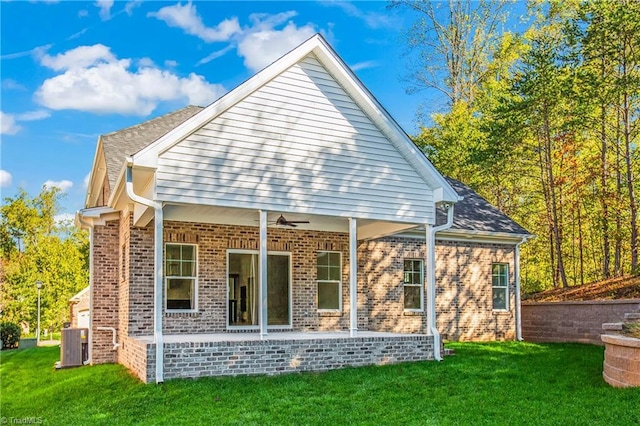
227, 251, 291, 327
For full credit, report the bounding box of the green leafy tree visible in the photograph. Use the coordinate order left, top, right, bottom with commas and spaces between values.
0, 188, 88, 334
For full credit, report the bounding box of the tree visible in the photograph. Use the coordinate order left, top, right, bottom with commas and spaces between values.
391, 0, 513, 108
0, 188, 88, 334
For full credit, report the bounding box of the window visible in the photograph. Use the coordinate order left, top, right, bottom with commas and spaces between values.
403, 259, 423, 310
317, 252, 341, 311
165, 244, 197, 311
492, 263, 509, 310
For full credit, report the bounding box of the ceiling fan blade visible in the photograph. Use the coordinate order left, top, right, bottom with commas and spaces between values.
286, 221, 310, 224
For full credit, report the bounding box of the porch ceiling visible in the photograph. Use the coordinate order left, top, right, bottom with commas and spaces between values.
163, 203, 419, 239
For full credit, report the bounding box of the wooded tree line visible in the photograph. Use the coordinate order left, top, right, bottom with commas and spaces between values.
0, 188, 88, 334
395, 0, 639, 291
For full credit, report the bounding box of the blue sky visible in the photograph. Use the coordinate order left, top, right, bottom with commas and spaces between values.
1, 1, 522, 221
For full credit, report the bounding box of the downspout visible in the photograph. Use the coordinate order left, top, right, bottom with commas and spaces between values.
426, 203, 454, 362
514, 236, 531, 341
125, 158, 164, 384
76, 213, 94, 365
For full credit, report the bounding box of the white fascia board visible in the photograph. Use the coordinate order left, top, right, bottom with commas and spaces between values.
108, 160, 158, 212
76, 206, 119, 227
397, 227, 533, 244
133, 35, 329, 169
85, 138, 106, 208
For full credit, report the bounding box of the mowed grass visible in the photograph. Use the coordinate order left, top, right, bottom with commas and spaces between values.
2, 342, 639, 425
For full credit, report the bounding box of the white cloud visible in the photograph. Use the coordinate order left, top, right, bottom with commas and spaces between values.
83, 173, 91, 189
44, 179, 73, 192
1, 109, 50, 135
138, 57, 155, 67
35, 44, 226, 115
0, 170, 12, 187
149, 4, 320, 72
1, 112, 21, 135
164, 59, 179, 68
16, 110, 51, 121
95, 0, 114, 21
78, 9, 89, 18
38, 44, 115, 71
148, 2, 241, 42
2, 79, 27, 91
196, 45, 234, 66
238, 19, 316, 72
124, 0, 142, 15
323, 1, 394, 29
351, 60, 380, 72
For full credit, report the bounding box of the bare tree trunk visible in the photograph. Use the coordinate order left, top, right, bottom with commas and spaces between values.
615, 104, 623, 275
543, 107, 569, 288
578, 200, 585, 285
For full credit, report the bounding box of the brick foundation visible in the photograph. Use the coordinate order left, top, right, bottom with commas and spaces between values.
124, 333, 433, 383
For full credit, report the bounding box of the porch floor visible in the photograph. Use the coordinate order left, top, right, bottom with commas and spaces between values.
134, 330, 422, 344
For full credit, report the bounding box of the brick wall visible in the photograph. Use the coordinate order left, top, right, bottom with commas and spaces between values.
522, 300, 640, 345
116, 220, 517, 342
363, 237, 517, 341
132, 334, 433, 382
91, 219, 120, 364
118, 335, 150, 382
124, 221, 361, 335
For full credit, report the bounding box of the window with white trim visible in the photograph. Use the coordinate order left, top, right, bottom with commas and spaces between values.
492, 263, 509, 310
317, 251, 341, 311
165, 244, 197, 311
403, 259, 423, 310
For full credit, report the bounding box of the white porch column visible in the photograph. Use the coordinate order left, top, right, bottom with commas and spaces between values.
514, 239, 525, 341
425, 224, 441, 361
153, 206, 164, 382
259, 210, 268, 338
349, 217, 358, 337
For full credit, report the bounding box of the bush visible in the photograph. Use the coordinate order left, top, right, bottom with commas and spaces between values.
1, 322, 21, 350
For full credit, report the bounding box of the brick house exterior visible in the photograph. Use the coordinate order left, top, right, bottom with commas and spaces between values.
77, 35, 530, 383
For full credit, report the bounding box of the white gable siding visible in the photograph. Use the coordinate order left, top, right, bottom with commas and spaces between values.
156, 55, 434, 223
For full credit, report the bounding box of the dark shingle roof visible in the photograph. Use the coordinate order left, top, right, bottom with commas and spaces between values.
437, 177, 531, 235
101, 105, 204, 190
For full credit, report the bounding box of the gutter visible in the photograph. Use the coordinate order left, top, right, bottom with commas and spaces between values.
125, 157, 164, 384
75, 212, 94, 365
426, 203, 455, 361
514, 235, 532, 341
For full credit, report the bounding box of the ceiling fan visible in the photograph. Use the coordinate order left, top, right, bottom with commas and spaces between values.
255, 214, 310, 227
274, 214, 310, 227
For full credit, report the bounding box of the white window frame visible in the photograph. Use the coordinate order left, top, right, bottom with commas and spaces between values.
316, 251, 342, 312
164, 243, 198, 313
225, 249, 293, 330
492, 263, 509, 311
403, 258, 424, 312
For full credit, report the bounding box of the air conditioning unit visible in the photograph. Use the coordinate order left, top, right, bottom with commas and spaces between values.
59, 328, 88, 368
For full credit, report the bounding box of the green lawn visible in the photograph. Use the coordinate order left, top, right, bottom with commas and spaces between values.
1, 342, 638, 425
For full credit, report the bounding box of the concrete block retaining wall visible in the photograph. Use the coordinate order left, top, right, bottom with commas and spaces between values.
522, 300, 640, 345
125, 334, 433, 383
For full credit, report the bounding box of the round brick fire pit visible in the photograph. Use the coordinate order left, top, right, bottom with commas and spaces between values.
601, 334, 640, 388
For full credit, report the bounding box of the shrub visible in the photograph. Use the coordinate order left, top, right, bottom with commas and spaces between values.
1, 322, 21, 350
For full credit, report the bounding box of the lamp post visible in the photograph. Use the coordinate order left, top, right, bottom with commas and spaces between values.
35, 280, 43, 345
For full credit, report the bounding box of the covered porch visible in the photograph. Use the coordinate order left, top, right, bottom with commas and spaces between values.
122, 331, 434, 383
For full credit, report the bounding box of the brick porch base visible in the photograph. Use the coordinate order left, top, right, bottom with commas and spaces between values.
119, 332, 434, 383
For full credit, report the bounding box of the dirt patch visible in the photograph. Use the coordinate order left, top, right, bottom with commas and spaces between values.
524, 275, 640, 302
